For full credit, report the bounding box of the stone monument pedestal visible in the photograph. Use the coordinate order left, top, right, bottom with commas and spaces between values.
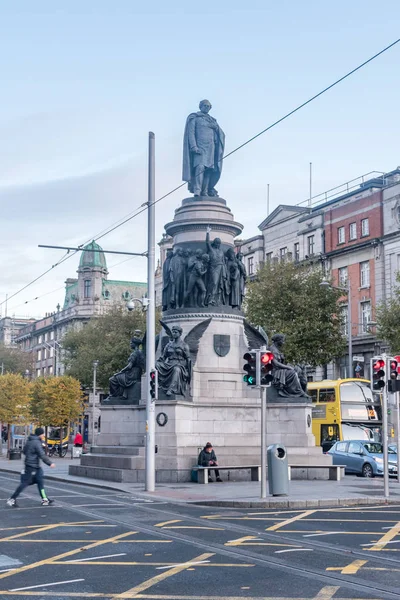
70, 193, 331, 484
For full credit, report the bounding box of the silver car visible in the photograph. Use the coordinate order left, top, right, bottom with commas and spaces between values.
328, 440, 398, 478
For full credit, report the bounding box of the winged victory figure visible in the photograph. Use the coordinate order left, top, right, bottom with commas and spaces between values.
244, 321, 269, 350
156, 318, 211, 397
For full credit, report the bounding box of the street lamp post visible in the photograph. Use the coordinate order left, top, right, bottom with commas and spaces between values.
321, 278, 352, 378
92, 360, 99, 448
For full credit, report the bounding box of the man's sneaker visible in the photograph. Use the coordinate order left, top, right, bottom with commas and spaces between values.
41, 499, 54, 506
6, 498, 17, 507
208, 477, 213, 483
216, 477, 223, 482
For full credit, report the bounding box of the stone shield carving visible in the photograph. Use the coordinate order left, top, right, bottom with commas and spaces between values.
213, 334, 230, 357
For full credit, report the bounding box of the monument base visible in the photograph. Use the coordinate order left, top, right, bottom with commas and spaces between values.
69, 398, 332, 483
102, 381, 141, 406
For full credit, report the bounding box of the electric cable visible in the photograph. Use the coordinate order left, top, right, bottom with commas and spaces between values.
1, 36, 399, 308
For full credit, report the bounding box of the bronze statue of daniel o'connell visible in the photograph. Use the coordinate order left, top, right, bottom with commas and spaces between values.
182, 100, 225, 197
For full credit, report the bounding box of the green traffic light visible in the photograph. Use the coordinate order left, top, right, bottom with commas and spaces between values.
243, 375, 248, 383
248, 376, 255, 384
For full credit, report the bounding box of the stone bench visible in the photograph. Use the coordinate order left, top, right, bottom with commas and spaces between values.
288, 464, 345, 481
193, 465, 261, 484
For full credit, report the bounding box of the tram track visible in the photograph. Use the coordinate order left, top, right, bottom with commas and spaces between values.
0, 473, 399, 599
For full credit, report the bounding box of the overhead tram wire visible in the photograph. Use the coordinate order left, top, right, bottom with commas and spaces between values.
0, 201, 149, 310
90, 36, 400, 243
2, 36, 399, 308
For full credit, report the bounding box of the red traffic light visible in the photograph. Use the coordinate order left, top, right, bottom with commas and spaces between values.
260, 351, 274, 364
373, 359, 385, 371
150, 371, 156, 381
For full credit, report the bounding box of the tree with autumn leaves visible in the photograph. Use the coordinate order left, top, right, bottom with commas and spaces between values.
0, 374, 83, 455
0, 374, 32, 451
31, 376, 84, 447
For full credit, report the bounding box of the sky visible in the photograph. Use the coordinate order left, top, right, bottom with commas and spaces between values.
1, 0, 399, 318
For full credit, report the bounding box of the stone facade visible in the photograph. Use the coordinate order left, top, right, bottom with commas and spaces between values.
14, 241, 147, 444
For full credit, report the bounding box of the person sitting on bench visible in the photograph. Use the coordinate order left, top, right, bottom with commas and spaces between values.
198, 442, 222, 482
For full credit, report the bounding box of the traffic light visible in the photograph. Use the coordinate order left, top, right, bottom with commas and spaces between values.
371, 357, 385, 392
388, 355, 400, 393
243, 352, 257, 386
260, 351, 274, 386
150, 369, 158, 400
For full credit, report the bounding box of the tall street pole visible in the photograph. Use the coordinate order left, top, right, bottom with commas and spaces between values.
396, 391, 400, 484
145, 132, 156, 492
92, 360, 99, 447
347, 280, 352, 378
382, 355, 389, 498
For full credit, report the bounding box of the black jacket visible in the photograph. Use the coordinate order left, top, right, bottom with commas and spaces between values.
198, 448, 217, 467
23, 435, 52, 468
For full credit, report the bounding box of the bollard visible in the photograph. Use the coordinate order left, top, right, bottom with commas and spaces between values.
267, 444, 289, 496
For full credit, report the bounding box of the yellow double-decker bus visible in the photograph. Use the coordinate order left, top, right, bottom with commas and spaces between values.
308, 378, 381, 453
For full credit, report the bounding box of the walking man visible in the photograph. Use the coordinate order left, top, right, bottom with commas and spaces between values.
7, 427, 55, 507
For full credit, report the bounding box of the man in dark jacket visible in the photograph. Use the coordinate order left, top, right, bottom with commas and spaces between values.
7, 427, 55, 507
198, 442, 222, 482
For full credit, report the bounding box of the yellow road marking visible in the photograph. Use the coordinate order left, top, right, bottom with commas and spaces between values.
326, 559, 368, 574
155, 519, 182, 527
52, 561, 254, 567
2, 539, 172, 544
313, 587, 340, 600
204, 515, 399, 523
367, 520, 400, 551
0, 531, 137, 581
0, 520, 106, 533
0, 592, 382, 600
0, 524, 64, 542
0, 593, 382, 599
283, 530, 388, 535
161, 526, 224, 530
225, 535, 300, 548
110, 552, 214, 599
267, 509, 315, 531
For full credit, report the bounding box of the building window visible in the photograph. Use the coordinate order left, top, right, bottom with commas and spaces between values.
361, 218, 369, 236
84, 279, 92, 299
48, 365, 53, 375
361, 301, 372, 333
37, 350, 41, 361
265, 252, 273, 263
36, 368, 41, 378
338, 267, 348, 287
338, 227, 345, 244
340, 305, 349, 336
280, 247, 287, 261
38, 335, 42, 344
42, 367, 47, 376
248, 256, 254, 275
360, 261, 370, 288
294, 242, 300, 261
50, 331, 54, 340
349, 223, 357, 240
307, 235, 315, 256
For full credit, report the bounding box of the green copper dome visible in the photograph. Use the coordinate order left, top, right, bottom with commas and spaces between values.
79, 241, 107, 270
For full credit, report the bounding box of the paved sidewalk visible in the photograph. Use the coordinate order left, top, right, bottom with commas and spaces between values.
0, 453, 399, 508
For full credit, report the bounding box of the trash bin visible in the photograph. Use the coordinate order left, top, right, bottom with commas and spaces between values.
8, 449, 21, 461
267, 444, 289, 496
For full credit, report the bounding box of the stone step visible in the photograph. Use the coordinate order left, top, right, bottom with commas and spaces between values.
91, 446, 143, 456
69, 464, 141, 483
81, 454, 144, 470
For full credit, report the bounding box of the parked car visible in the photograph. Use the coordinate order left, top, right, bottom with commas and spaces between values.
328, 440, 398, 478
